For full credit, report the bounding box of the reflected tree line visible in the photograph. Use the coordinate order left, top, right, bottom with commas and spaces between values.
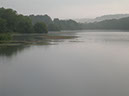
0, 46, 27, 57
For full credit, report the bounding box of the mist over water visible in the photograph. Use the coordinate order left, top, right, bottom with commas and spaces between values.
0, 30, 129, 96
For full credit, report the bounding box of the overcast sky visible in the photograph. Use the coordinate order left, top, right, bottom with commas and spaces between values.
0, 0, 129, 19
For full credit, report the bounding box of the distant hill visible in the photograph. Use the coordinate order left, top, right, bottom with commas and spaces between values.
81, 17, 129, 30
75, 14, 129, 23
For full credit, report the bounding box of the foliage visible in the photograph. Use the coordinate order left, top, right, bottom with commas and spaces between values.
0, 17, 7, 33
0, 7, 18, 32
0, 7, 49, 41
53, 18, 81, 30
0, 33, 12, 40
29, 15, 82, 31
34, 22, 48, 33
29, 15, 60, 31
16, 15, 34, 33
0, 7, 34, 33
29, 15, 53, 25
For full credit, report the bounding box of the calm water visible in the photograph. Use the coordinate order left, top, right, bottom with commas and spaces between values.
0, 30, 129, 96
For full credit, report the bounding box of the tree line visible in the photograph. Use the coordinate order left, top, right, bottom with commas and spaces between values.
30, 14, 129, 31
0, 7, 129, 35
0, 7, 48, 34
29, 15, 81, 31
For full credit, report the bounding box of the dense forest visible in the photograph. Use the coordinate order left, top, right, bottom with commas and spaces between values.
0, 7, 48, 34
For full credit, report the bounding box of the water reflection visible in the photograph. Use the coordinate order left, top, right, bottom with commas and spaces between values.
0, 46, 27, 57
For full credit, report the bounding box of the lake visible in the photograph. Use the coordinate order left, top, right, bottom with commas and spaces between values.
0, 30, 129, 96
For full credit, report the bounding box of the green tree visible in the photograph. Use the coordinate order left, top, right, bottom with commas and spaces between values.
0, 7, 18, 32
16, 15, 34, 33
0, 7, 34, 33
0, 18, 7, 33
34, 22, 48, 33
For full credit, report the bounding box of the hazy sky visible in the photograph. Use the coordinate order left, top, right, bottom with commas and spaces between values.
0, 0, 129, 19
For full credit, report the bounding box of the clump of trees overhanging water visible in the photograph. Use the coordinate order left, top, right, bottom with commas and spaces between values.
0, 7, 129, 40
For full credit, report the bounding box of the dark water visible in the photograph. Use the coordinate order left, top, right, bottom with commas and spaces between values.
0, 31, 129, 96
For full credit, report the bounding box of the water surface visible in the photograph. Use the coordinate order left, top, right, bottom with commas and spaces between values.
0, 30, 129, 96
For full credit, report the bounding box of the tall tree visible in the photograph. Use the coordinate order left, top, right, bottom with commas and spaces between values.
0, 7, 18, 32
